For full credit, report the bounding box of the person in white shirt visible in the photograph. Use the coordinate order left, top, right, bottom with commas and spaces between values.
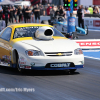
85, 7, 90, 14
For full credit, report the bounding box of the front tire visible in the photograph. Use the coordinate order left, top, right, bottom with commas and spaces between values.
16, 52, 24, 72
17, 58, 24, 72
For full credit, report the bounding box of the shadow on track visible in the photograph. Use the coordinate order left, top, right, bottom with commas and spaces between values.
0, 66, 80, 76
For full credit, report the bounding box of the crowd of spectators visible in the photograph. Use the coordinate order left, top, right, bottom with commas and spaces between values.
0, 4, 100, 26
81, 5, 100, 15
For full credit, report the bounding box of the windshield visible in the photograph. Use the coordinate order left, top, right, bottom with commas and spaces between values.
14, 26, 64, 39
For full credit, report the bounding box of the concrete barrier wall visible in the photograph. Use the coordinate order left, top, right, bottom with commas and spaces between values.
75, 17, 100, 30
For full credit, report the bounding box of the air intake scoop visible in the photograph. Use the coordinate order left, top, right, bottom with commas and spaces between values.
35, 26, 54, 40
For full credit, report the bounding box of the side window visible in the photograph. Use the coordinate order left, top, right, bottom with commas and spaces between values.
1, 27, 12, 41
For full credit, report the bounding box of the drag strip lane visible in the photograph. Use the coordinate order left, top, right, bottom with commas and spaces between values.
0, 58, 100, 100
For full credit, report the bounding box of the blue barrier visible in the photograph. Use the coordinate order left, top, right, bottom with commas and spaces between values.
67, 17, 75, 33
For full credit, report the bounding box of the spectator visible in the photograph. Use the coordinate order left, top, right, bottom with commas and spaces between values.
12, 6, 15, 19
50, 6, 55, 20
39, 4, 42, 8
55, 6, 60, 17
5, 7, 9, 26
93, 6, 99, 14
59, 6, 65, 17
65, 9, 70, 19
9, 6, 14, 23
73, 10, 77, 17
42, 0, 46, 5
85, 7, 90, 14
46, 4, 51, 16
18, 6, 23, 23
88, 6, 93, 14
33, 4, 40, 23
77, 5, 84, 29
30, 5, 34, 23
26, 6, 32, 23
22, 5, 27, 23
44, 6, 47, 15
0, 6, 3, 20
14, 8, 18, 23
96, 6, 99, 14
39, 5, 45, 16
42, 6, 46, 16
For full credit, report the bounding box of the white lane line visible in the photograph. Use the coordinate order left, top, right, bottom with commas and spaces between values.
89, 29, 100, 31
83, 50, 100, 52
85, 56, 100, 60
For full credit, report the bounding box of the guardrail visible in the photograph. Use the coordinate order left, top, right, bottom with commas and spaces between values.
75, 17, 100, 30
84, 14, 100, 18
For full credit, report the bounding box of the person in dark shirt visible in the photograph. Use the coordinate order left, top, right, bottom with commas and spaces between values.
77, 5, 84, 28
25, 6, 32, 23
18, 6, 23, 23
39, 5, 45, 16
55, 6, 60, 17
42, 0, 46, 5
5, 8, 9, 26
59, 5, 64, 16
33, 4, 40, 23
22, 5, 27, 23
9, 6, 14, 23
14, 8, 18, 23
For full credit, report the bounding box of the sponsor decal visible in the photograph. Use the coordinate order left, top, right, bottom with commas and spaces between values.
69, 18, 75, 22
93, 20, 100, 27
50, 63, 70, 67
20, 62, 26, 65
84, 20, 93, 26
85, 20, 89, 26
31, 62, 35, 66
19, 57, 26, 65
0, 62, 10, 66
76, 41, 100, 46
69, 22, 75, 26
1, 55, 11, 65
25, 66, 31, 69
2, 55, 5, 59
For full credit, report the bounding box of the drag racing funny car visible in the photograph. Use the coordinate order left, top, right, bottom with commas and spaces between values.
0, 23, 84, 73
41, 16, 88, 39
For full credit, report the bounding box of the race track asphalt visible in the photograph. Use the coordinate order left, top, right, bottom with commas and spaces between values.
0, 27, 100, 100
0, 58, 100, 100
